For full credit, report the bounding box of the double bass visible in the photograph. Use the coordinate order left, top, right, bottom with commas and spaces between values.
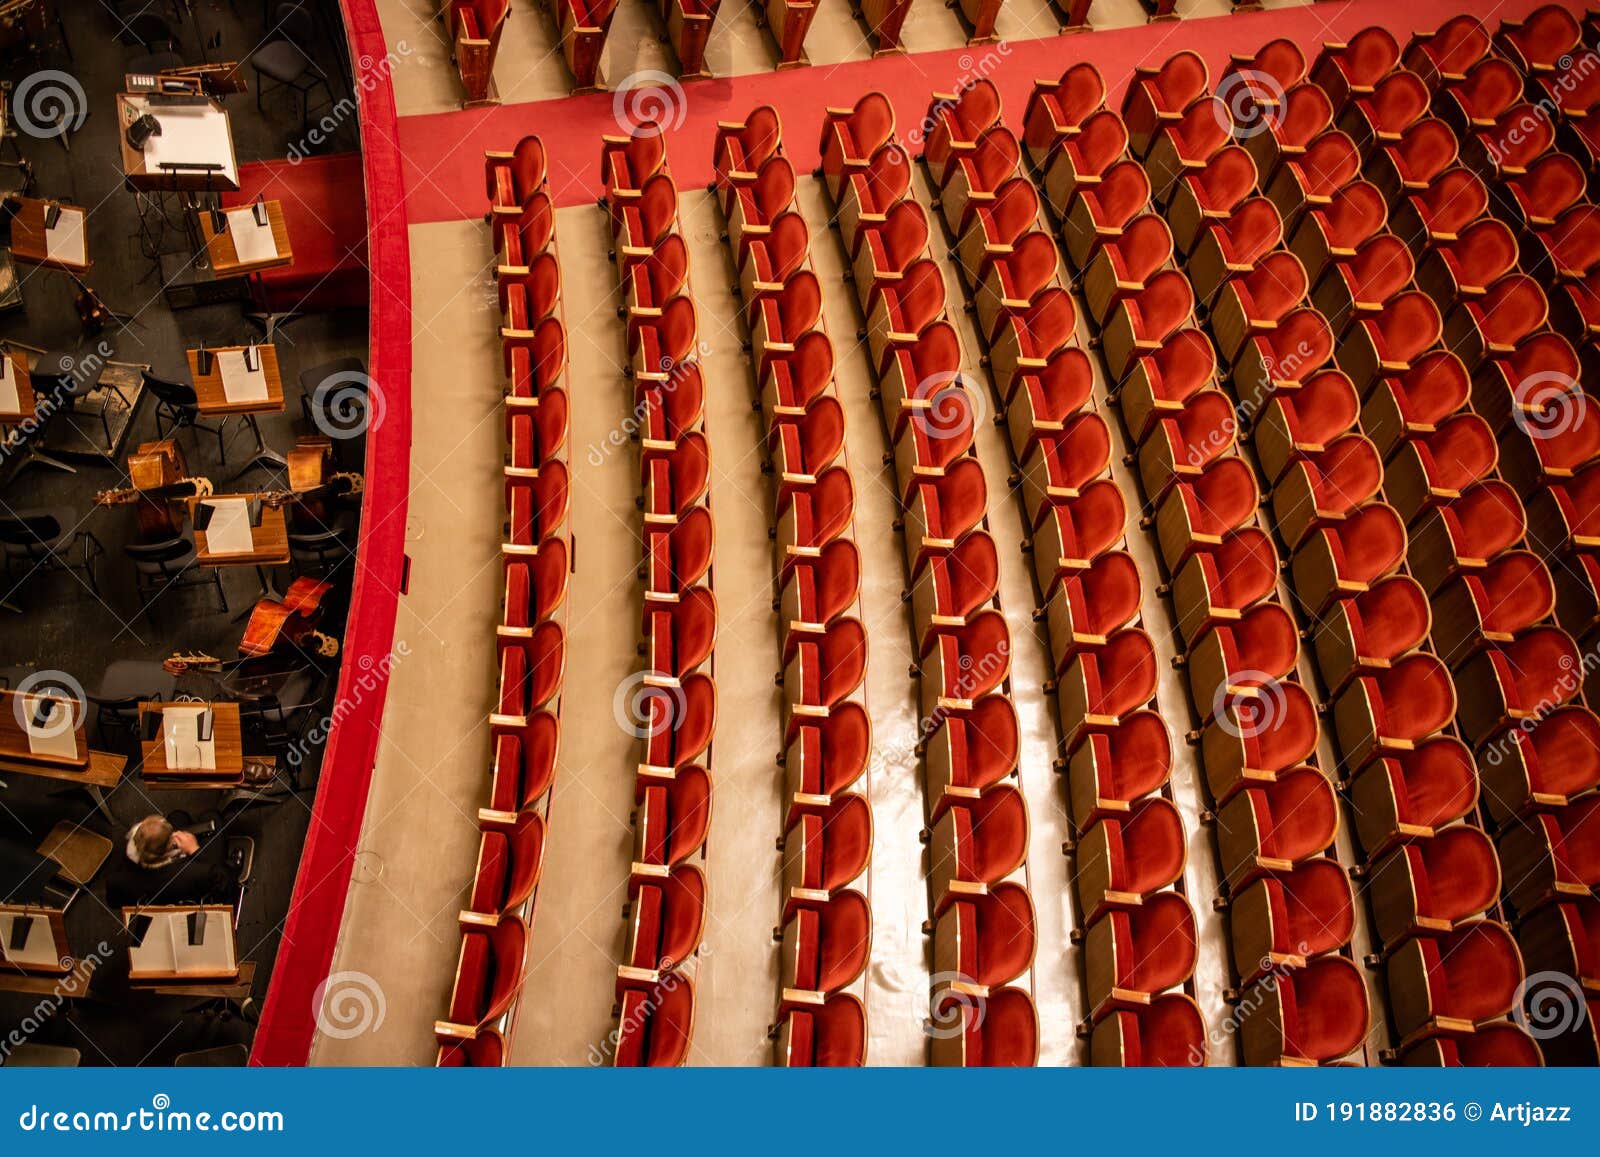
94, 440, 212, 540
285, 436, 364, 531
239, 576, 339, 659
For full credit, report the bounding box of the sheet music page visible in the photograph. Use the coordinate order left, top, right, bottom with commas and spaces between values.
23, 694, 80, 761
137, 99, 239, 186
226, 207, 278, 263
201, 497, 255, 556
161, 706, 216, 771
217, 350, 269, 404
44, 209, 86, 267
0, 357, 18, 414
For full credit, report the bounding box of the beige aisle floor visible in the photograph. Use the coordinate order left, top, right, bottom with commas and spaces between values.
311, 219, 508, 1066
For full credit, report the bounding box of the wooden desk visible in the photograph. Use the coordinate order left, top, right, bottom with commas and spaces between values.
117, 93, 240, 193
137, 701, 243, 781
5, 195, 89, 276
187, 344, 284, 416
0, 350, 35, 425
189, 498, 290, 566
129, 959, 255, 999
0, 751, 125, 789
199, 201, 294, 278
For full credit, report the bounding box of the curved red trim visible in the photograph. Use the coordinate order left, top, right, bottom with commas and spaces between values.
249, 0, 412, 1065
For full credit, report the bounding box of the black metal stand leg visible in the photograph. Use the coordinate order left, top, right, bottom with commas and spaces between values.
227, 415, 288, 481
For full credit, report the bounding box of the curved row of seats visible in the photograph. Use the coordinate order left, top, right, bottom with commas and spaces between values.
924, 77, 1210, 1067
1032, 56, 1371, 1066
1404, 8, 1600, 1067
598, 122, 721, 1066
818, 92, 1042, 1066
1124, 27, 1565, 1065
433, 135, 573, 1067
708, 106, 876, 1066
1310, 16, 1600, 1066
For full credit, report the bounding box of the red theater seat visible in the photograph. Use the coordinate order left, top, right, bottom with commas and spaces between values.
1052, 628, 1158, 748
1407, 481, 1527, 594
864, 262, 948, 378
1075, 796, 1186, 923
1264, 130, 1361, 229
613, 975, 694, 1066
1064, 709, 1171, 829
1404, 15, 1490, 90
973, 231, 1059, 346
1003, 346, 1093, 459
1083, 891, 1198, 1016
1041, 110, 1129, 222
633, 763, 711, 874
908, 530, 1000, 656
486, 135, 547, 217
932, 882, 1035, 995
489, 712, 559, 815
1389, 168, 1488, 255
752, 273, 825, 379
1428, 552, 1556, 669
901, 458, 987, 577
1063, 160, 1152, 271
1169, 526, 1278, 646
1016, 412, 1112, 535
714, 106, 782, 197
434, 913, 528, 1043
622, 864, 707, 977
1480, 707, 1600, 823
1400, 1023, 1543, 1067
641, 433, 710, 522
1241, 956, 1369, 1065
780, 793, 872, 909
1311, 25, 1400, 110
723, 156, 796, 256
501, 542, 570, 631
1029, 480, 1127, 599
1136, 388, 1236, 501
1101, 272, 1194, 382
611, 175, 680, 269
1251, 369, 1359, 484
556, 0, 618, 93
917, 610, 1010, 719
1209, 250, 1310, 365
643, 506, 714, 605
931, 985, 1039, 1067
1287, 179, 1387, 282
1090, 992, 1206, 1066
773, 992, 866, 1067
1081, 214, 1173, 326
1434, 58, 1522, 137
1368, 119, 1459, 205
1230, 858, 1355, 985
923, 693, 1019, 820
638, 672, 716, 776
1383, 412, 1499, 525
782, 618, 868, 731
778, 538, 860, 639
778, 891, 871, 1000
1515, 898, 1599, 996
1497, 4, 1583, 77
1360, 350, 1469, 459
1444, 274, 1549, 369
1332, 651, 1456, 771
740, 212, 812, 305
1271, 434, 1385, 550
837, 145, 911, 257
1312, 233, 1414, 334
1367, 825, 1501, 945
1340, 69, 1430, 149
937, 126, 1022, 234
926, 784, 1028, 912
1524, 204, 1600, 286
1150, 456, 1259, 572
504, 463, 571, 549
1243, 82, 1334, 184
1023, 63, 1108, 171
1122, 50, 1209, 160
1189, 196, 1284, 304
641, 587, 717, 680
782, 702, 871, 824
1144, 98, 1232, 204
1311, 574, 1431, 694
467, 810, 545, 917
1454, 627, 1583, 746
1348, 737, 1477, 857
924, 79, 1003, 188
770, 396, 846, 504
1216, 764, 1339, 889
1200, 679, 1319, 804
1117, 328, 1216, 444
820, 93, 897, 203
1183, 601, 1300, 721
1338, 291, 1442, 394
602, 121, 668, 200
1497, 797, 1600, 915
1386, 921, 1523, 1042
1416, 218, 1519, 311
988, 287, 1079, 404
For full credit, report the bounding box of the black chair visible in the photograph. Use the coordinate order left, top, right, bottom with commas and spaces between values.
143, 369, 228, 462
0, 507, 104, 598
124, 534, 227, 624
117, 11, 180, 50
287, 527, 354, 578
34, 353, 124, 454
90, 659, 178, 746
251, 4, 335, 135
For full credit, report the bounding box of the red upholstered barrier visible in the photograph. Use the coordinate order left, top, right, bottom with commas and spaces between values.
249, 0, 412, 1066
223, 153, 371, 313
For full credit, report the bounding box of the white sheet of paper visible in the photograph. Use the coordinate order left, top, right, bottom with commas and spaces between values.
131, 98, 239, 187
161, 706, 216, 771
22, 694, 79, 761
0, 357, 18, 415
217, 349, 269, 404
226, 207, 277, 264
44, 208, 86, 267
201, 497, 255, 556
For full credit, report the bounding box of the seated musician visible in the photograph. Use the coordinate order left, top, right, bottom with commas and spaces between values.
125, 813, 203, 870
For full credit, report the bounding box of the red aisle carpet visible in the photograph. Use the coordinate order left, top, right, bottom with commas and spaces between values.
396, 0, 1587, 222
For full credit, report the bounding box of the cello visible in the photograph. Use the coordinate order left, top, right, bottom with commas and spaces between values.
238, 577, 339, 659
94, 440, 212, 540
